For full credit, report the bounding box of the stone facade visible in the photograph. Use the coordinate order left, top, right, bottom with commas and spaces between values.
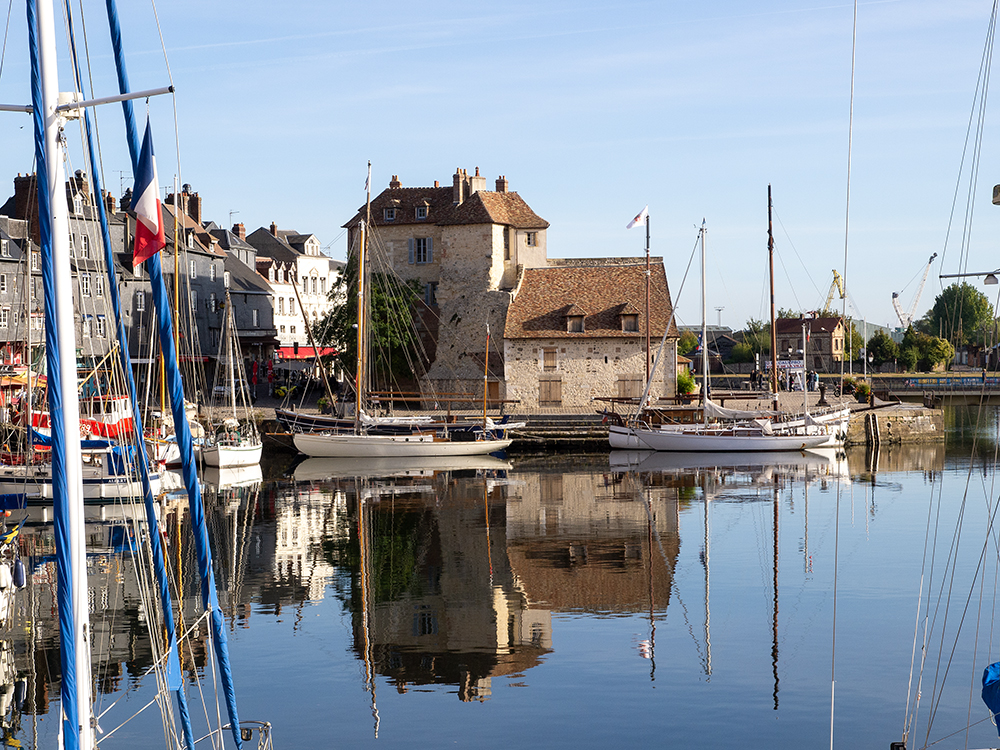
775, 316, 844, 373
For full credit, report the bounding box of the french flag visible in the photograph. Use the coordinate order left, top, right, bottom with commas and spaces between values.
131, 119, 165, 267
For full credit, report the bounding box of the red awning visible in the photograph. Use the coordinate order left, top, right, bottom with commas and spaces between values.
276, 346, 338, 361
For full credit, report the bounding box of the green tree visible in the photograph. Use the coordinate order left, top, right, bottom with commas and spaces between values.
678, 330, 698, 356
866, 329, 898, 367
729, 342, 755, 364
897, 327, 954, 371
845, 321, 864, 361
928, 282, 994, 346
898, 346, 918, 371
312, 261, 426, 389
743, 318, 771, 356
777, 308, 798, 319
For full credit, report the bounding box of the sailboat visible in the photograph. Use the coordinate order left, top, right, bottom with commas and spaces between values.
609, 209, 849, 453
292, 186, 514, 458
202, 278, 262, 468
0, 0, 269, 747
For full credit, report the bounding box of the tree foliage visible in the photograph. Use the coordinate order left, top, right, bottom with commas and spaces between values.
896, 327, 954, 371
678, 330, 698, 356
865, 329, 898, 367
743, 318, 770, 355
926, 283, 993, 346
312, 260, 426, 389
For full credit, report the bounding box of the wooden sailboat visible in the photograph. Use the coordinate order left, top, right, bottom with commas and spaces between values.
609, 207, 849, 452
202, 278, 262, 467
292, 175, 514, 458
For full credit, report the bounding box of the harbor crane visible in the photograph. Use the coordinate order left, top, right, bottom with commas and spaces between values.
892, 252, 937, 329
823, 270, 845, 313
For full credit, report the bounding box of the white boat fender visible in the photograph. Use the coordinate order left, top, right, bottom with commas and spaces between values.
12, 559, 25, 589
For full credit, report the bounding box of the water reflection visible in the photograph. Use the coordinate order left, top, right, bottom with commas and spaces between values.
0, 439, 970, 748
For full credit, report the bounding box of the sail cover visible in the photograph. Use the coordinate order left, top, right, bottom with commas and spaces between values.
982, 661, 1000, 733
703, 398, 779, 421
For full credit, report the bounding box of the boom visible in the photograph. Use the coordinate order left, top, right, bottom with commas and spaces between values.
892, 253, 937, 329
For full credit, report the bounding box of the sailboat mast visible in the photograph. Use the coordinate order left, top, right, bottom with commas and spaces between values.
32, 0, 93, 744
483, 324, 490, 431
355, 220, 367, 429
700, 220, 708, 423
768, 185, 779, 411
645, 214, 651, 385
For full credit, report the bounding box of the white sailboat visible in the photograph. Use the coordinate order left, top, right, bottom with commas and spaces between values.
609, 211, 848, 453
203, 277, 262, 467
292, 180, 513, 458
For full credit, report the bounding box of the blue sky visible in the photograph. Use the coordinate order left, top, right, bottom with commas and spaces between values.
0, 0, 998, 333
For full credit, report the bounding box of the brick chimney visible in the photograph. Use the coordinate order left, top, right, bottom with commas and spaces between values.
233, 222, 246, 241
434, 180, 440, 188
389, 175, 401, 189
495, 175, 508, 193
12, 174, 40, 245
179, 184, 201, 225
270, 222, 278, 236
468, 166, 486, 195
103, 191, 116, 215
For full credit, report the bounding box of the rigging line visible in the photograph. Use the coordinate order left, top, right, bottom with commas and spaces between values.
0, 0, 12, 84
771, 207, 821, 303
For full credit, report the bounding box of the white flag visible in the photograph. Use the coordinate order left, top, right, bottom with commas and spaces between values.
364, 162, 371, 193
627, 205, 649, 229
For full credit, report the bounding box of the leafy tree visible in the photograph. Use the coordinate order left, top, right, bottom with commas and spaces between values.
312, 261, 426, 389
898, 346, 918, 371
897, 327, 954, 371
928, 283, 994, 346
777, 308, 799, 319
866, 329, 898, 367
729, 342, 755, 363
678, 330, 698, 356
676, 369, 695, 394
743, 318, 771, 356
844, 321, 864, 361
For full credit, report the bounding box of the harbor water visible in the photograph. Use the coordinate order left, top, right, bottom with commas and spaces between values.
5, 406, 1000, 748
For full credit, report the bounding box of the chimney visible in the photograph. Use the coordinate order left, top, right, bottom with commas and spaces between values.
434, 180, 440, 188
270, 222, 278, 236
233, 222, 246, 241
103, 191, 116, 215
187, 192, 202, 225
389, 175, 401, 189
452, 168, 465, 205
12, 174, 40, 245
468, 166, 486, 195
495, 175, 508, 193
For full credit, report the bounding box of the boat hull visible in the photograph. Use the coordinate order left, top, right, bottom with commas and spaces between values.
202, 442, 263, 468
0, 464, 162, 502
609, 424, 833, 452
293, 432, 512, 458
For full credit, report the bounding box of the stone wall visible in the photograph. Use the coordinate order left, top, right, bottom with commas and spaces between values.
845, 405, 943, 446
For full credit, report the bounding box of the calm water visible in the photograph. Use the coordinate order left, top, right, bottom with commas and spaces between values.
7, 410, 1000, 749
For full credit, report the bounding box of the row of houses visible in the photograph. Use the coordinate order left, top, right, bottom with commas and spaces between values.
1, 164, 880, 411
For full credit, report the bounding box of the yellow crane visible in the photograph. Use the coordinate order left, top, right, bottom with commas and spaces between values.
823, 270, 845, 313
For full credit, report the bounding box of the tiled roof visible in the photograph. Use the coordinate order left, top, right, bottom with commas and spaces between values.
505, 262, 677, 340
343, 186, 548, 230
437, 191, 549, 229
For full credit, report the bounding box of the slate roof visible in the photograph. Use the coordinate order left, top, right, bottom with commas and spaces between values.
342, 186, 548, 230
505, 262, 677, 340
209, 227, 255, 254
224, 254, 271, 295
246, 227, 299, 262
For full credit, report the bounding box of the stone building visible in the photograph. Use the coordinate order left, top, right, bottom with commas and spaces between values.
503, 259, 678, 410
343, 168, 549, 400
774, 315, 844, 373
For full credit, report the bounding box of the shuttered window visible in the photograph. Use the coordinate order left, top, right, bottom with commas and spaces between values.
539, 376, 562, 406
408, 237, 433, 264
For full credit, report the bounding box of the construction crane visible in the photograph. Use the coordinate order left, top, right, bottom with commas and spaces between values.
823, 270, 845, 313
892, 253, 937, 329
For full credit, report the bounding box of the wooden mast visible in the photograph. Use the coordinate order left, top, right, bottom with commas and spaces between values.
768, 185, 779, 411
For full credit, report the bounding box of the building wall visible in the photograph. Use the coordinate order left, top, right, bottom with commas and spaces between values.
503, 336, 677, 410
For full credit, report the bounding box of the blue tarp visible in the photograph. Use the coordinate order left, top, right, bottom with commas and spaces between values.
29, 428, 113, 450
982, 662, 1000, 734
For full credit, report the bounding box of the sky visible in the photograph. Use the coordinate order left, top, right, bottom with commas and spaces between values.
0, 0, 998, 333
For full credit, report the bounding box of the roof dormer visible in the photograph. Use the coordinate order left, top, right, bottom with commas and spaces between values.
566, 303, 586, 333
619, 302, 640, 332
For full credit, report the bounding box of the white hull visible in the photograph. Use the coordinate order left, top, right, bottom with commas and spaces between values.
0, 464, 161, 502
294, 454, 512, 481
609, 423, 834, 452
202, 441, 263, 468
293, 431, 512, 458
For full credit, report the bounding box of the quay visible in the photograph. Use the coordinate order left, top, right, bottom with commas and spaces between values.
254, 388, 944, 452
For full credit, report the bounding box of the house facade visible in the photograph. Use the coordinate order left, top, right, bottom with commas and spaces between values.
774, 316, 844, 373
503, 259, 678, 410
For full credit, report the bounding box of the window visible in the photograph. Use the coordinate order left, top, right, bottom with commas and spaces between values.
416, 206, 427, 220
320, 278, 326, 295
80, 273, 91, 297
622, 314, 639, 332
311, 276, 317, 295
189, 260, 196, 280
526, 231, 537, 247
542, 348, 557, 371
31, 251, 39, 270
73, 194, 83, 214
539, 376, 562, 406
278, 298, 285, 315
280, 325, 286, 334
0, 309, 7, 328
210, 292, 217, 312
504, 228, 510, 260
210, 264, 217, 282
95, 276, 104, 298
252, 308, 259, 328
279, 268, 285, 283
96, 315, 106, 338
81, 235, 90, 259
0, 276, 6, 294
268, 266, 275, 283
190, 290, 197, 312
568, 315, 584, 333
186, 230, 194, 249
1, 240, 10, 258
425, 282, 438, 306
82, 315, 92, 337
409, 237, 433, 264
289, 298, 295, 316
136, 290, 145, 311
384, 207, 396, 221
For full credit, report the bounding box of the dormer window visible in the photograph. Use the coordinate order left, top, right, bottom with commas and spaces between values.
622, 313, 639, 332
384, 207, 396, 221
416, 206, 428, 220
73, 194, 83, 214
567, 315, 584, 333
186, 229, 194, 249
269, 267, 275, 283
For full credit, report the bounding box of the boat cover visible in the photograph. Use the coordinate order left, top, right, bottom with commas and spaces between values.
982, 661, 1000, 733
704, 398, 779, 421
